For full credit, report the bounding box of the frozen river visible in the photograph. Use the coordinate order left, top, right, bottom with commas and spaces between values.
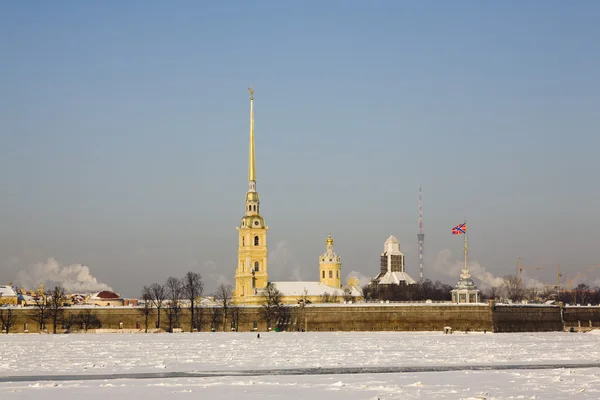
2, 331, 600, 398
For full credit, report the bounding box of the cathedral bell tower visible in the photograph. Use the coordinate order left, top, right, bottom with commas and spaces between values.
319, 233, 341, 288
235, 87, 269, 302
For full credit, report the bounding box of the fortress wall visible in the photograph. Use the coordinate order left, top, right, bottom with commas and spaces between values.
299, 304, 493, 332
491, 304, 563, 332
562, 306, 600, 330
6, 304, 600, 334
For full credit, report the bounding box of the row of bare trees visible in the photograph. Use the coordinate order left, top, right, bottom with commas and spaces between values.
139, 274, 247, 332
141, 271, 205, 332
362, 279, 454, 302
481, 275, 600, 305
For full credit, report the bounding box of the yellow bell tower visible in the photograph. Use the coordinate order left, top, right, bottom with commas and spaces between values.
319, 233, 342, 288
235, 87, 269, 303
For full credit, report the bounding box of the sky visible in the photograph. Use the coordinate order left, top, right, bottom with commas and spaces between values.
1, 1, 599, 297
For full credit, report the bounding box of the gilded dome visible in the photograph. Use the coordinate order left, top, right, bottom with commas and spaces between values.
326, 233, 334, 246
240, 215, 265, 229
246, 192, 259, 202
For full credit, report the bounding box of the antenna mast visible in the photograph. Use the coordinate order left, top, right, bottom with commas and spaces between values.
417, 185, 425, 281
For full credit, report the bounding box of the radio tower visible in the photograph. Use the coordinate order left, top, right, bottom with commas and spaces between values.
417, 185, 425, 281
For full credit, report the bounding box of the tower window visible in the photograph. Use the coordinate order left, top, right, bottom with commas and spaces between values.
329, 270, 333, 279
322, 271, 325, 279
253, 205, 256, 211
254, 236, 259, 246
254, 261, 259, 271
242, 237, 245, 246
249, 205, 252, 211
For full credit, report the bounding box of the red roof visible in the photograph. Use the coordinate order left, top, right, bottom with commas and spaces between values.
95, 290, 120, 299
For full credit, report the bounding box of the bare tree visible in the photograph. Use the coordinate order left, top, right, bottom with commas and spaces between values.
319, 292, 339, 303
275, 304, 292, 331
576, 283, 591, 305
139, 286, 153, 333
32, 296, 50, 332
76, 309, 102, 332
148, 283, 166, 330
229, 304, 244, 331
164, 277, 183, 332
483, 285, 501, 301
193, 304, 206, 331
0, 308, 18, 334
183, 272, 204, 332
215, 284, 233, 331
260, 282, 283, 330
502, 275, 525, 302
62, 312, 77, 332
208, 306, 221, 332
342, 286, 354, 302
48, 286, 67, 334
525, 286, 540, 302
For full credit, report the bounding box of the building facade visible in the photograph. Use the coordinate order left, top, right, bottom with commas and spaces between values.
319, 233, 341, 288
234, 87, 269, 303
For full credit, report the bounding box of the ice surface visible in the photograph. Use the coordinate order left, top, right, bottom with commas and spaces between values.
1, 331, 600, 398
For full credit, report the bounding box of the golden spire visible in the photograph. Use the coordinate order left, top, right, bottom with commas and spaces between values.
248, 86, 256, 185
326, 233, 334, 246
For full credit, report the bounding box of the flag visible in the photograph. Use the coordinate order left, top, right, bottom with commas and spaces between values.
452, 223, 466, 235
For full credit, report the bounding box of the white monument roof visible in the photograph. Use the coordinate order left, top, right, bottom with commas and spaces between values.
376, 271, 416, 285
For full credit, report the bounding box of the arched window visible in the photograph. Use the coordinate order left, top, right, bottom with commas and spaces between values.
322, 270, 325, 278
242, 237, 245, 246
254, 261, 259, 272
329, 270, 333, 278
253, 205, 256, 211
249, 205, 252, 211
254, 236, 259, 246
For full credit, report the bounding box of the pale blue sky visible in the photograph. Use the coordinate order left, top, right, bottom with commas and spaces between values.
1, 1, 599, 296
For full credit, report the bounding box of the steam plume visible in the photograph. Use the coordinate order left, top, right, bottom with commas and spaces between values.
433, 249, 545, 290
268, 240, 303, 281
16, 258, 112, 293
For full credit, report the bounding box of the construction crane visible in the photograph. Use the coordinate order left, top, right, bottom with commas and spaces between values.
567, 264, 600, 288
516, 257, 562, 289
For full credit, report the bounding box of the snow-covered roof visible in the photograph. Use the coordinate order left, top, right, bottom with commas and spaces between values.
385, 235, 399, 245
271, 281, 360, 297
383, 235, 403, 255
376, 271, 416, 285
0, 285, 17, 297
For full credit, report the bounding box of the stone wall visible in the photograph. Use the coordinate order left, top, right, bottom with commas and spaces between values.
563, 306, 600, 330
491, 304, 563, 332
4, 304, 600, 334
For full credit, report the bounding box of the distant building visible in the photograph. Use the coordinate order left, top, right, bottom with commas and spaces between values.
0, 285, 18, 305
370, 236, 416, 287
319, 233, 341, 288
232, 89, 360, 305
450, 267, 480, 303
86, 290, 124, 307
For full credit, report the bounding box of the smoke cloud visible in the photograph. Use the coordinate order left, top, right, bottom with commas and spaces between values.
16, 258, 113, 294
268, 240, 304, 281
433, 249, 545, 290
345, 271, 371, 288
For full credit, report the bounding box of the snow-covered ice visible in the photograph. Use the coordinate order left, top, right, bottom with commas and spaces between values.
1, 331, 599, 398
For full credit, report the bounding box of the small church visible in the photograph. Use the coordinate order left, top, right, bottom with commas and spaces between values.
233, 88, 361, 306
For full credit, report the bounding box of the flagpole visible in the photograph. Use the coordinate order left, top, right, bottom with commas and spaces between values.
463, 219, 468, 272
